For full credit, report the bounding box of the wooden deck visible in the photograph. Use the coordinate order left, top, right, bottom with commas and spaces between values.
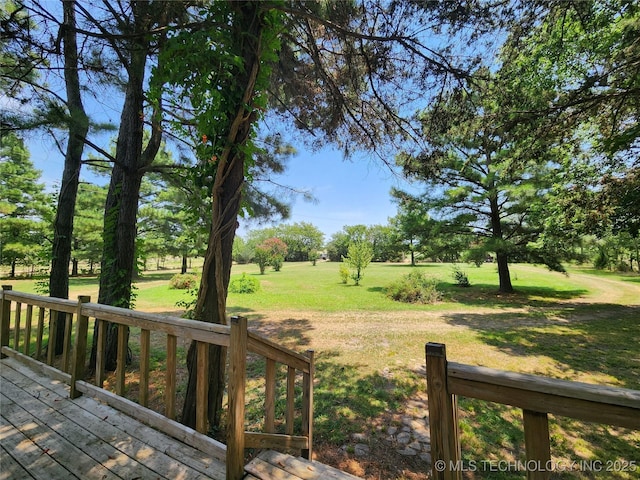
0, 356, 226, 480
0, 357, 362, 480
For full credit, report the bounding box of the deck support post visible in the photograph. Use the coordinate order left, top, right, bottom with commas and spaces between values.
426, 342, 462, 480
523, 410, 551, 480
70, 295, 90, 398
1, 285, 12, 358
227, 316, 247, 480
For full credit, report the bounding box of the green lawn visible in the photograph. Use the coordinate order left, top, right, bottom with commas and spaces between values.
3, 261, 639, 479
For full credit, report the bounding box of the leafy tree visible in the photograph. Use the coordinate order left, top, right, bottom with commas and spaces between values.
262, 237, 288, 272
343, 241, 373, 286
390, 190, 436, 265
253, 244, 271, 275
232, 236, 253, 264
0, 133, 50, 277
367, 224, 403, 263
397, 71, 566, 293
500, 0, 640, 158
147, 0, 482, 429
326, 231, 351, 262
273, 222, 324, 263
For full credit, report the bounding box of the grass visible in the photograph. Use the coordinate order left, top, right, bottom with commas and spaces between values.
3, 260, 639, 479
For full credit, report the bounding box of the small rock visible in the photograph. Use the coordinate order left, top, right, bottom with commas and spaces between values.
354, 444, 370, 457
351, 433, 368, 442
420, 453, 432, 463
397, 447, 418, 456
396, 432, 411, 444
408, 441, 422, 451
386, 426, 398, 436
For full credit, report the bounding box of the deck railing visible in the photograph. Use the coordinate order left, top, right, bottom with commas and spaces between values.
425, 342, 640, 480
0, 286, 314, 480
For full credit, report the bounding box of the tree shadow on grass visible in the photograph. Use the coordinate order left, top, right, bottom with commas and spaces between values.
443, 305, 640, 389
441, 283, 589, 309
248, 316, 314, 350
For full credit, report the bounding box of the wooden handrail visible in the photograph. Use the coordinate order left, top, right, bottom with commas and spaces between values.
1, 287, 315, 480
425, 342, 640, 480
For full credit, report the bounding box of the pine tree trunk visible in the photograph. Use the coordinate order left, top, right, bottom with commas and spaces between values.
496, 251, 514, 293
50, 0, 88, 355
91, 43, 148, 370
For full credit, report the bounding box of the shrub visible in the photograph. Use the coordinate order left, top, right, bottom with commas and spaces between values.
339, 263, 350, 284
169, 273, 197, 290
229, 273, 260, 294
385, 271, 441, 304
451, 265, 471, 287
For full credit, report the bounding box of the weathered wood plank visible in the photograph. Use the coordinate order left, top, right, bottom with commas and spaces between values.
1, 291, 76, 313
265, 358, 276, 433
244, 432, 309, 450
0, 391, 122, 480
166, 333, 177, 420
2, 357, 226, 479
139, 328, 150, 407
523, 410, 551, 480
248, 332, 310, 373
426, 343, 461, 480
0, 443, 35, 480
82, 303, 231, 346
227, 316, 248, 480
248, 450, 362, 480
448, 362, 640, 409
0, 416, 72, 480
447, 376, 640, 429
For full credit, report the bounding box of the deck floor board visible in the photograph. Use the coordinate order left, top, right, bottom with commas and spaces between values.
0, 357, 225, 480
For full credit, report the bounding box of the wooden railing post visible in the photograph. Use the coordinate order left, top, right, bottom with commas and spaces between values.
139, 328, 150, 407
95, 319, 106, 387
1, 285, 12, 358
426, 342, 462, 480
523, 410, 551, 480
195, 340, 209, 432
301, 349, 315, 460
115, 324, 128, 396
227, 316, 248, 480
166, 334, 177, 420
70, 296, 91, 399
265, 358, 276, 433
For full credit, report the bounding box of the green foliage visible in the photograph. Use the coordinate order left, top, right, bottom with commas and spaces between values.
338, 263, 350, 284
385, 270, 441, 304
255, 237, 288, 272
0, 132, 51, 277
253, 246, 271, 275
451, 265, 471, 287
343, 241, 374, 286
229, 273, 260, 294
169, 273, 198, 290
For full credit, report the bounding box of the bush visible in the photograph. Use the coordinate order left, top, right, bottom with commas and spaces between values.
339, 263, 350, 284
385, 271, 441, 304
169, 273, 197, 290
451, 265, 471, 287
229, 273, 260, 294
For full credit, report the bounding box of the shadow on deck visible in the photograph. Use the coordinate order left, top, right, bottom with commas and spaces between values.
0, 356, 361, 480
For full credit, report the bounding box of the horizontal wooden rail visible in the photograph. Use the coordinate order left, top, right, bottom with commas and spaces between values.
248, 331, 312, 374
447, 362, 640, 429
426, 342, 640, 480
